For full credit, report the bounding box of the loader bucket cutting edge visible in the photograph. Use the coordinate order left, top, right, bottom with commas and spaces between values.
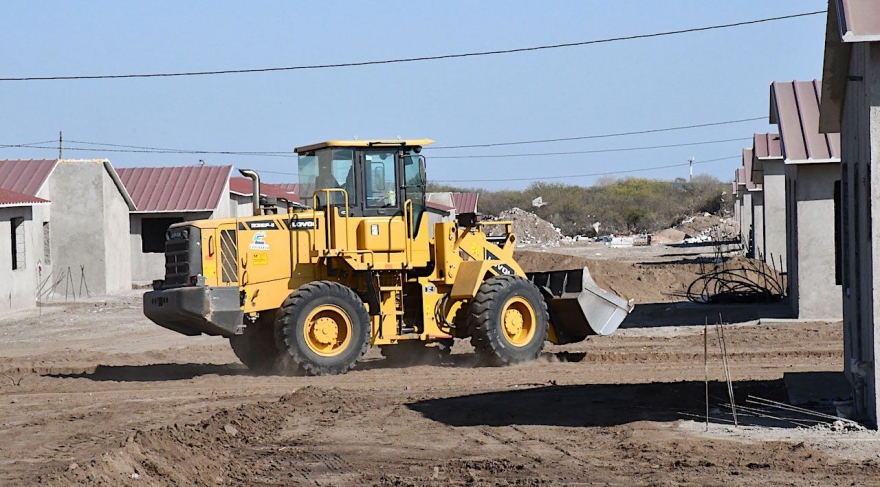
526, 266, 634, 344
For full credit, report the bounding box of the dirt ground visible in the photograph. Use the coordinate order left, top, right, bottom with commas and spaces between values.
1, 244, 877, 485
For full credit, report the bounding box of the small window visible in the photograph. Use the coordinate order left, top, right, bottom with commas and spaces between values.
142, 217, 184, 253
10, 217, 25, 270
43, 222, 51, 264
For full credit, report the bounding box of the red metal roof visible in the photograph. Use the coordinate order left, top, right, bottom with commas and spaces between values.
736, 167, 746, 187
117, 165, 233, 212
273, 183, 300, 195
452, 192, 479, 214
770, 80, 841, 164
0, 187, 49, 207
0, 159, 57, 197
228, 177, 296, 199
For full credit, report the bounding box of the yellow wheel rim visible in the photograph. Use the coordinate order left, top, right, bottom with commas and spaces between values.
501, 296, 536, 347
303, 304, 353, 357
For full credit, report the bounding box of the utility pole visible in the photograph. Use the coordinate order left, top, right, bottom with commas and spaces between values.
689, 157, 694, 182
58, 131, 63, 160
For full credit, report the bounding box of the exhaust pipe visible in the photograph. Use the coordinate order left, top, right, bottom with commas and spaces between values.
238, 169, 261, 217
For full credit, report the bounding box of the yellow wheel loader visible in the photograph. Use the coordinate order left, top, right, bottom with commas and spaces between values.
143, 140, 633, 375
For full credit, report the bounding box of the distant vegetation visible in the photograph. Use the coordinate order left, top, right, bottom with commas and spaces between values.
429, 174, 731, 236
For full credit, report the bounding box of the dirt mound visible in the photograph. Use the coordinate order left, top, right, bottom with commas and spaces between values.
514, 251, 773, 304
491, 207, 563, 247
44, 387, 355, 486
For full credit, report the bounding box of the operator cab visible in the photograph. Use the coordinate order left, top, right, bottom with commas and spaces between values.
295, 139, 431, 223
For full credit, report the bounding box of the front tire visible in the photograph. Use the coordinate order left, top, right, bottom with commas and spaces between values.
229, 315, 280, 374
275, 281, 371, 376
469, 276, 549, 366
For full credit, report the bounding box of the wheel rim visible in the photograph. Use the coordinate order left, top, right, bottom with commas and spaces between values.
500, 296, 536, 347
303, 304, 353, 357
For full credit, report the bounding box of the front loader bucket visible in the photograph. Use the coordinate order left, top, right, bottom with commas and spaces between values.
526, 266, 634, 344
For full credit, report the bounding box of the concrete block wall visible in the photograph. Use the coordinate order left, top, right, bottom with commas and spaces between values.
839, 41, 880, 427
762, 161, 787, 271
784, 162, 841, 320
0, 205, 46, 312
741, 192, 753, 255
751, 191, 765, 259
48, 161, 131, 296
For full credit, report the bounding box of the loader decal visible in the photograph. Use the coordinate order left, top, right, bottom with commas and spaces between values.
246, 220, 280, 230
484, 249, 515, 276
283, 218, 315, 230
249, 231, 270, 251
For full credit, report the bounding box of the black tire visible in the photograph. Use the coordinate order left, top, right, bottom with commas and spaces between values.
469, 275, 549, 366
274, 281, 371, 376
379, 341, 440, 367
229, 314, 280, 374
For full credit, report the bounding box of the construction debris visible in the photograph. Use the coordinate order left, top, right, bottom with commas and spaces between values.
490, 207, 563, 247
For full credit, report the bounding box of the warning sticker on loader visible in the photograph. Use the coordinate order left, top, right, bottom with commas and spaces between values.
252, 252, 268, 266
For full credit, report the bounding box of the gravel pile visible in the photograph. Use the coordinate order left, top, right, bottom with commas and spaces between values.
489, 207, 563, 247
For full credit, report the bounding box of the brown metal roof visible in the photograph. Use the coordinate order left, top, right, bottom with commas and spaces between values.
836, 0, 880, 42
753, 133, 783, 160
427, 200, 455, 212
735, 168, 744, 185
0, 159, 57, 197
117, 165, 233, 212
742, 149, 762, 192
452, 192, 479, 214
228, 177, 296, 199
0, 187, 49, 207
770, 80, 841, 164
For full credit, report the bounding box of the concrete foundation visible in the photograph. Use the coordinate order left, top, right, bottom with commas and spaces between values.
784, 162, 841, 320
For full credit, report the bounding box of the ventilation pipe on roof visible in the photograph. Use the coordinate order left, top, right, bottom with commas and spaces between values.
238, 169, 261, 216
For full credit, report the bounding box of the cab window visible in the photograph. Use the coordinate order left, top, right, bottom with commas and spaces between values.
298, 148, 355, 207
364, 151, 397, 208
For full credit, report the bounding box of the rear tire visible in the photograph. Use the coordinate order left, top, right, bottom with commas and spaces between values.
229, 315, 279, 374
275, 281, 371, 376
469, 275, 548, 366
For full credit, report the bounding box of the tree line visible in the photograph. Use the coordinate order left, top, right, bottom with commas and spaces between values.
429, 174, 731, 236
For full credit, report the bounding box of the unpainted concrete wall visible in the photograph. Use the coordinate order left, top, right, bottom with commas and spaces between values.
47, 161, 132, 296
762, 161, 787, 272
741, 192, 753, 255
784, 162, 841, 320
839, 41, 880, 427
0, 205, 46, 312
751, 191, 765, 260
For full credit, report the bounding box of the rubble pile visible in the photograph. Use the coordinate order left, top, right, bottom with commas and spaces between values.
489, 207, 564, 247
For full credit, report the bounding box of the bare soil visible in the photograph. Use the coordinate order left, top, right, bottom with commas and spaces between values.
0, 246, 876, 486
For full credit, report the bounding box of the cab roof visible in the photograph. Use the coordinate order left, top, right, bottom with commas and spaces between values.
294, 139, 434, 153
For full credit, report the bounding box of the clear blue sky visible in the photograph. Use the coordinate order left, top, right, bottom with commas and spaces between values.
0, 1, 827, 190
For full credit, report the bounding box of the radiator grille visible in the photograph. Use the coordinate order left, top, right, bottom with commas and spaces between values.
220, 229, 238, 283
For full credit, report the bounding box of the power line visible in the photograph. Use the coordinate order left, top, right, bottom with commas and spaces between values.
431, 137, 750, 159
67, 139, 293, 156
0, 140, 57, 149
0, 143, 296, 158
434, 155, 740, 183
430, 117, 765, 149
0, 11, 825, 82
